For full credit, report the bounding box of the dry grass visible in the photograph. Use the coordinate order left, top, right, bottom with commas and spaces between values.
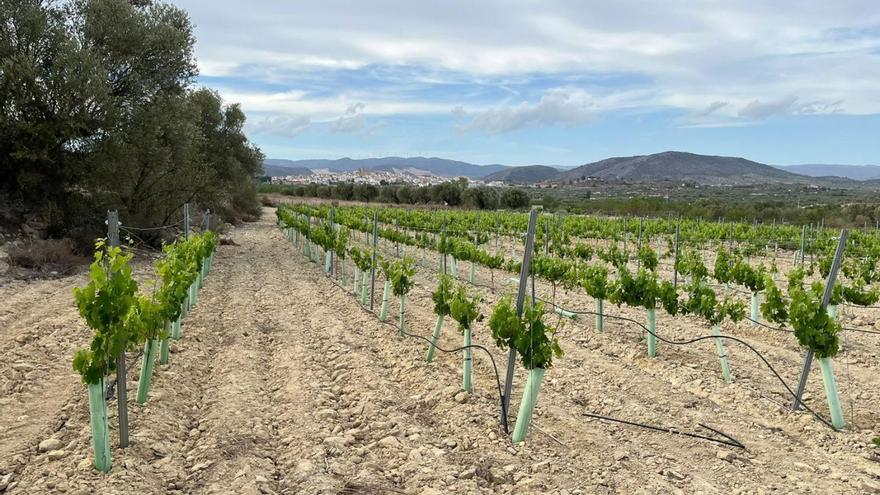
6, 238, 87, 275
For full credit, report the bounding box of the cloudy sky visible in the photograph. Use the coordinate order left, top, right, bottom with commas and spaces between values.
179, 0, 880, 166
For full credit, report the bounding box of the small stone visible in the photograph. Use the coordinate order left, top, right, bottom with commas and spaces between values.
379, 436, 400, 448
190, 461, 213, 473
666, 470, 686, 481
716, 450, 735, 462
255, 475, 268, 484
454, 392, 468, 404
0, 473, 13, 491
39, 438, 62, 452
316, 409, 337, 420
322, 436, 348, 449
860, 480, 880, 494
459, 468, 476, 480
47, 450, 67, 461
295, 460, 314, 474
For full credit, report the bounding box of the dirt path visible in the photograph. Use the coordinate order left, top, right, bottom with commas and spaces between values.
2, 209, 880, 494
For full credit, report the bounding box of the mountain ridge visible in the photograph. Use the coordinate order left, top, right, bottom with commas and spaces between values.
560, 151, 806, 185
262, 152, 876, 186
774, 164, 880, 181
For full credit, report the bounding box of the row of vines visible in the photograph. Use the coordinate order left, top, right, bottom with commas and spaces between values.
277, 202, 880, 434
72, 232, 217, 471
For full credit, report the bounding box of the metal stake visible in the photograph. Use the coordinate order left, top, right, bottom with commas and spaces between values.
370, 210, 379, 311
673, 221, 681, 290
183, 203, 190, 241
501, 209, 538, 433
792, 229, 848, 411
108, 211, 129, 448
798, 224, 807, 266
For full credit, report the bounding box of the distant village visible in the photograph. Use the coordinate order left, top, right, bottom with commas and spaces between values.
267, 167, 507, 188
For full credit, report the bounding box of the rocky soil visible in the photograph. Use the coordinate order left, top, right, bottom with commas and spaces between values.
1, 208, 879, 494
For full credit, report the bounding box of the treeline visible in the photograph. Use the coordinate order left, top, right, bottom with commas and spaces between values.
260, 181, 532, 210
1, 0, 263, 247
563, 196, 880, 228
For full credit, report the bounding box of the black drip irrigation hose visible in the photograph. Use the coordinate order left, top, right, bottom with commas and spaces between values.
415, 274, 749, 447
323, 275, 509, 433
535, 297, 837, 431
581, 413, 744, 449
743, 315, 880, 336
302, 240, 748, 448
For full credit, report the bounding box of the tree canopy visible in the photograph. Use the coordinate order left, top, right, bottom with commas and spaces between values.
0, 0, 263, 245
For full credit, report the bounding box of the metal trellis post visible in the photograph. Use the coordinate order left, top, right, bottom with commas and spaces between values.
370, 210, 379, 311
791, 229, 848, 411
107, 210, 129, 448
501, 208, 538, 433
183, 203, 190, 241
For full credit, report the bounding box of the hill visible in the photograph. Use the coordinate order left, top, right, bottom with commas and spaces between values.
262, 159, 312, 177
561, 151, 807, 185
482, 165, 562, 183
775, 164, 880, 181
262, 157, 508, 179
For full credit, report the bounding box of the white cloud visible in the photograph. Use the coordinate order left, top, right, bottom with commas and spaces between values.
179, 0, 880, 130
696, 101, 729, 117
248, 115, 311, 137
462, 88, 599, 133
738, 96, 801, 119
331, 103, 368, 133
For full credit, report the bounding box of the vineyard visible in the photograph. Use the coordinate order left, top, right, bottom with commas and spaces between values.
1, 204, 880, 494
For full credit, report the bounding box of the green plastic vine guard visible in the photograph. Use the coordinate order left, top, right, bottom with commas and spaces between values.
827, 305, 838, 320
750, 292, 760, 327
399, 294, 406, 336
554, 307, 578, 320
818, 357, 845, 429
159, 321, 170, 365
361, 276, 368, 305
87, 380, 111, 472
511, 368, 546, 442
136, 338, 158, 404
469, 263, 476, 284
341, 260, 347, 286
647, 308, 657, 357
324, 251, 332, 274
462, 327, 473, 392
171, 317, 182, 340
712, 325, 733, 383
379, 281, 391, 321
426, 315, 443, 362
353, 267, 359, 295
595, 299, 604, 333
451, 256, 458, 278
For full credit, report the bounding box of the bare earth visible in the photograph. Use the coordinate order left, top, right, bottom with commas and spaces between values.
1, 208, 879, 494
